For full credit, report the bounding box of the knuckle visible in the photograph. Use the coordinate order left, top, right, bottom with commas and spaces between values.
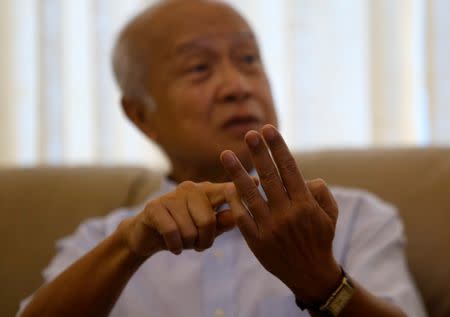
281, 158, 298, 174
178, 181, 197, 190
143, 200, 162, 223
244, 188, 261, 206
199, 181, 213, 187
259, 169, 279, 184
160, 193, 177, 208
146, 199, 161, 211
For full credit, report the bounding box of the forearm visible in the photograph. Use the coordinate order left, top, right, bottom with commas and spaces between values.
309, 278, 407, 317
20, 219, 148, 317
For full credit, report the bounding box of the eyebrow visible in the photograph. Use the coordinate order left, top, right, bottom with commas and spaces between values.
174, 32, 256, 56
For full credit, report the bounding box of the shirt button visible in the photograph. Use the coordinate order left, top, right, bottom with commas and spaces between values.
213, 249, 224, 258
214, 308, 225, 317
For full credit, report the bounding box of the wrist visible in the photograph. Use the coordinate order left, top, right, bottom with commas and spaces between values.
116, 217, 156, 262
297, 268, 355, 316
293, 259, 342, 306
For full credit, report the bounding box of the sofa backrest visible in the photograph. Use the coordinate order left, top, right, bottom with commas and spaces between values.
0, 167, 161, 317
296, 148, 450, 317
1, 147, 449, 317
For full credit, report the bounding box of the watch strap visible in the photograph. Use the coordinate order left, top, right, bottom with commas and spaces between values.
295, 267, 353, 315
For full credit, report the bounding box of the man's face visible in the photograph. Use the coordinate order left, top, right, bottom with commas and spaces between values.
143, 1, 278, 172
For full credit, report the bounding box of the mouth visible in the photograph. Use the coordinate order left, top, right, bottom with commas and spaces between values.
222, 115, 261, 137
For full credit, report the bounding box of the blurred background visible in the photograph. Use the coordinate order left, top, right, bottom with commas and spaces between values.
0, 0, 449, 170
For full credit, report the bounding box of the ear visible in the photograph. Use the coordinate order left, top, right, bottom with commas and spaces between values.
121, 97, 158, 141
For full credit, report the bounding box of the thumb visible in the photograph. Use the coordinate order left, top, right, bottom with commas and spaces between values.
307, 178, 338, 226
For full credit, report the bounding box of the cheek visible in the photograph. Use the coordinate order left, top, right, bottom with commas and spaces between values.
169, 83, 213, 119
254, 79, 277, 122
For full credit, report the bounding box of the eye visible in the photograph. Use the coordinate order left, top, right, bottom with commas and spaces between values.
190, 64, 209, 73
242, 54, 258, 64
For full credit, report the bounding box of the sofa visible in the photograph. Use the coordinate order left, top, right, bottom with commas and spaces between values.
1, 148, 449, 317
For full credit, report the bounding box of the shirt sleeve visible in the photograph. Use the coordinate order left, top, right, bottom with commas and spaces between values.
343, 192, 428, 317
17, 209, 132, 316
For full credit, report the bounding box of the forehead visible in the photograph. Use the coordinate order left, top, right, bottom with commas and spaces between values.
174, 31, 257, 56
147, 1, 255, 56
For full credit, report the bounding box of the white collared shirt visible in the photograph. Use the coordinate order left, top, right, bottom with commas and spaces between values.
19, 179, 428, 316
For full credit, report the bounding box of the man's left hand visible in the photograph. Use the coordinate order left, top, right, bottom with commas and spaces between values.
220, 124, 342, 305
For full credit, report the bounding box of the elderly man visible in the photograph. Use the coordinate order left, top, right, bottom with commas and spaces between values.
19, 1, 427, 317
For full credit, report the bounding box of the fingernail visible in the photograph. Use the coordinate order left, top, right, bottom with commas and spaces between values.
262, 125, 277, 141
221, 151, 237, 167
245, 131, 260, 147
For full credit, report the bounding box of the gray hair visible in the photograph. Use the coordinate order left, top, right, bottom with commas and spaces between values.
111, 20, 157, 110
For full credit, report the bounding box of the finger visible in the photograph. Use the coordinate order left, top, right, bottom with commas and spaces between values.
245, 130, 288, 208
261, 125, 309, 200
220, 150, 269, 224
224, 183, 257, 237
186, 189, 216, 250
215, 209, 236, 236
199, 179, 257, 211
200, 181, 231, 208
160, 192, 198, 249
150, 202, 183, 254
307, 179, 339, 226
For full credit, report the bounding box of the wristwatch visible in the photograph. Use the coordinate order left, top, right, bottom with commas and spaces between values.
295, 268, 355, 316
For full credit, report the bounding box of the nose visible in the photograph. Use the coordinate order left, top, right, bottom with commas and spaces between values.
216, 62, 252, 104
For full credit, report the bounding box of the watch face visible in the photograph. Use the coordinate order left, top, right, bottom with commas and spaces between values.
323, 278, 355, 316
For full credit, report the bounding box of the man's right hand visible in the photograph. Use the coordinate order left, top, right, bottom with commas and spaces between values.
122, 181, 236, 258
20, 181, 237, 317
